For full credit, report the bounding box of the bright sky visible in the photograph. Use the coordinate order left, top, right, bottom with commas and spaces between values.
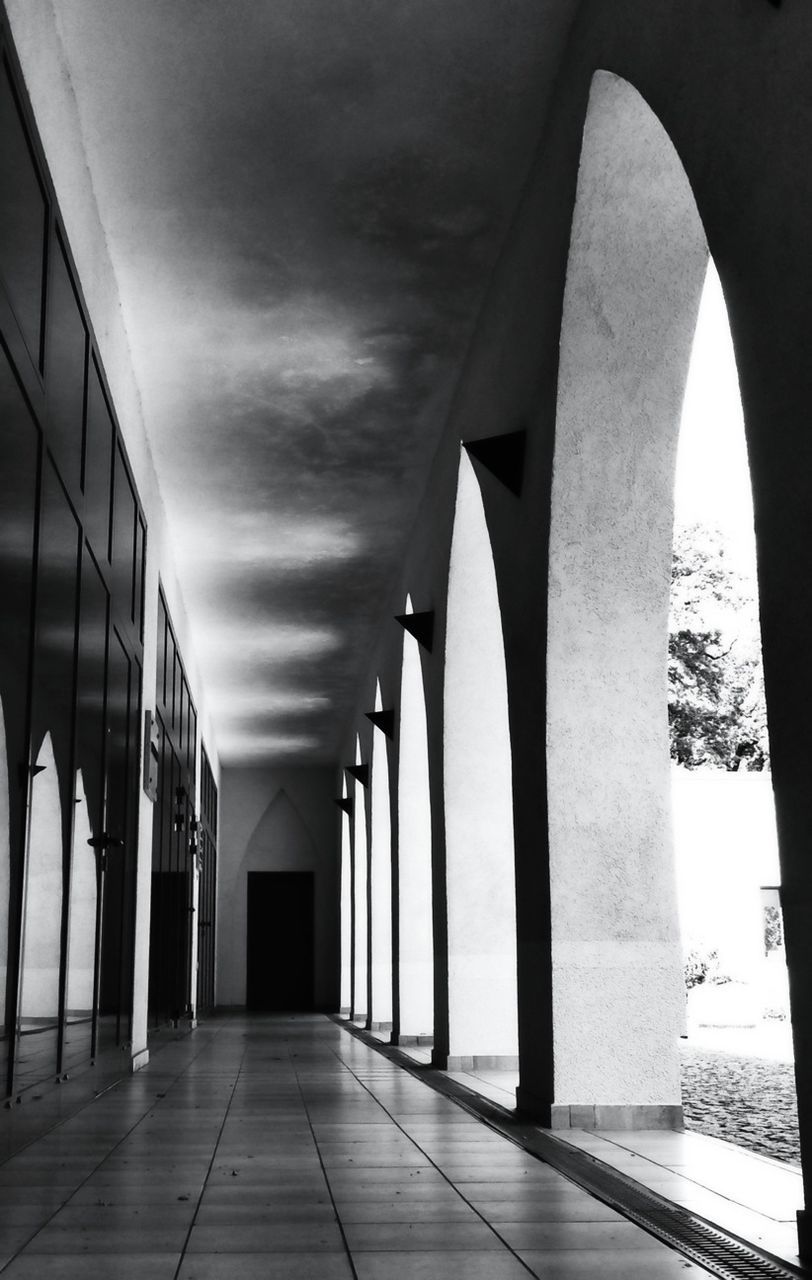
674, 260, 757, 580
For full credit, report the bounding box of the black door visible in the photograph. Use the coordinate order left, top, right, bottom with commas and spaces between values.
246, 872, 314, 1011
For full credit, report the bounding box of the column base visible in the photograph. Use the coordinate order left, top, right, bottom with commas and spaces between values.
398, 1034, 434, 1047
446, 1054, 519, 1072
131, 1048, 150, 1073
369, 1021, 393, 1032
549, 1103, 683, 1130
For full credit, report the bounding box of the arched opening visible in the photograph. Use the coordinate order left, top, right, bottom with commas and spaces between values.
546, 70, 708, 1122
17, 732, 64, 1087
339, 777, 352, 1016
351, 734, 368, 1022
671, 261, 789, 1158
444, 450, 518, 1067
396, 596, 433, 1044
369, 680, 393, 1033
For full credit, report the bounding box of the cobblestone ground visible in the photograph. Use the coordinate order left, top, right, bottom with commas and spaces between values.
680, 1044, 800, 1165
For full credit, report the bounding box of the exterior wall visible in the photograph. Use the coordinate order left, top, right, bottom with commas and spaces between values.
217, 766, 339, 1012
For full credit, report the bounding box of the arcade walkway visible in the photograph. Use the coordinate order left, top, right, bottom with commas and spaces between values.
0, 1015, 719, 1279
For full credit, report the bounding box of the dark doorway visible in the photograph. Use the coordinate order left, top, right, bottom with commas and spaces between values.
246, 872, 315, 1011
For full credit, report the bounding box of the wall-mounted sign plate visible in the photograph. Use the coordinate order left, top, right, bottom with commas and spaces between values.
143, 709, 160, 802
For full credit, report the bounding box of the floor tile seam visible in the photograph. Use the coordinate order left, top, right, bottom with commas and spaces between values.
334, 1018, 748, 1243
0, 1041, 219, 1275
170, 1036, 249, 1280
329, 1044, 541, 1277
0, 1019, 230, 1177
291, 1035, 362, 1280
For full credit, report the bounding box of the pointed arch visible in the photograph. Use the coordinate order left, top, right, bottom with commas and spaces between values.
397, 596, 433, 1041
444, 450, 518, 1064
546, 70, 708, 1117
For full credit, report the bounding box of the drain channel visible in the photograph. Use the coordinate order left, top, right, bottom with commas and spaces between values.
334, 1018, 807, 1280
526, 1131, 804, 1280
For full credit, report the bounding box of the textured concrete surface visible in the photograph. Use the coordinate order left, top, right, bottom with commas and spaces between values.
546, 71, 706, 1109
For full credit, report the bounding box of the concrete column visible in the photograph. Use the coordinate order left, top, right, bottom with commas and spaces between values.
545, 71, 706, 1126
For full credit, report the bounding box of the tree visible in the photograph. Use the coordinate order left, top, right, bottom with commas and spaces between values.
668, 523, 769, 770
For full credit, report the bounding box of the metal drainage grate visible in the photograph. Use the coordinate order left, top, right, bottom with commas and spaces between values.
333, 1019, 807, 1280
532, 1133, 805, 1280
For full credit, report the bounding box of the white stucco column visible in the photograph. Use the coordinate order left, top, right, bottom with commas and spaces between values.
546, 71, 708, 1126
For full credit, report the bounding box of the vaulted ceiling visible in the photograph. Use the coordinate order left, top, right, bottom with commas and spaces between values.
17, 1, 576, 763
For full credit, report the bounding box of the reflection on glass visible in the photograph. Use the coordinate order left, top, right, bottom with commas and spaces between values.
0, 697, 9, 1031
18, 734, 63, 1035
65, 771, 97, 1041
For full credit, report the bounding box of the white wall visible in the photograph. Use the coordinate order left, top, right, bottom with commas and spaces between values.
217, 765, 339, 1010
397, 614, 434, 1040
369, 689, 393, 1028
674, 767, 779, 981
444, 451, 518, 1063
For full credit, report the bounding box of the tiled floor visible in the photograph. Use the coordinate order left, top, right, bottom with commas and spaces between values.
0, 1014, 717, 1278
415, 1055, 803, 1269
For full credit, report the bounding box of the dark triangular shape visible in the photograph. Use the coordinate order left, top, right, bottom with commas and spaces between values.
463, 429, 526, 496
19, 762, 47, 787
365, 708, 395, 739
346, 763, 370, 787
395, 610, 434, 653
333, 797, 353, 816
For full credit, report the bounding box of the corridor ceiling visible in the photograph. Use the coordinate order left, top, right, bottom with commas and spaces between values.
22, 1, 573, 764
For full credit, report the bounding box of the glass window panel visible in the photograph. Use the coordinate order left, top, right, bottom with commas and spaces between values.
0, 64, 46, 361
45, 235, 86, 491
98, 630, 131, 1052
63, 767, 96, 1069
173, 648, 181, 732
83, 359, 113, 562
64, 551, 109, 1071
0, 356, 39, 1086
30, 457, 80, 764
112, 444, 136, 620
16, 731, 62, 1089
18, 458, 80, 1091
134, 517, 145, 639
157, 593, 167, 710
178, 677, 186, 760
